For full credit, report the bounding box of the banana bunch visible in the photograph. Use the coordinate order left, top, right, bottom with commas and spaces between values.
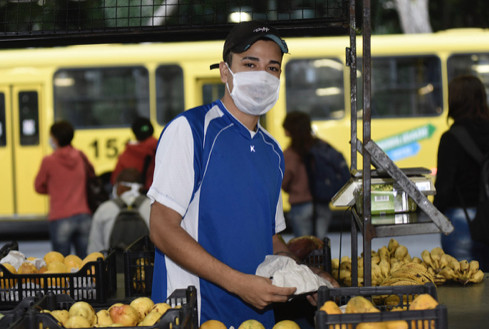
331, 239, 485, 287
421, 247, 484, 285
332, 256, 357, 286
380, 262, 434, 286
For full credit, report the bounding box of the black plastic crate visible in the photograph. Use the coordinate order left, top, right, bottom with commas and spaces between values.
124, 235, 154, 298
3, 286, 197, 329
316, 283, 448, 329
0, 295, 39, 329
302, 237, 332, 273
0, 250, 117, 310
124, 235, 332, 298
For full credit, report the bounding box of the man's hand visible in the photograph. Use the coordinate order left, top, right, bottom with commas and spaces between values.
306, 266, 340, 307
229, 273, 297, 310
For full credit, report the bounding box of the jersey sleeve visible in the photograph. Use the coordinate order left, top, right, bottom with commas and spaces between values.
275, 191, 287, 233
147, 117, 195, 217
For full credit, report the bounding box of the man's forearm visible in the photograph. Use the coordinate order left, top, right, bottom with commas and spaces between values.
149, 202, 245, 294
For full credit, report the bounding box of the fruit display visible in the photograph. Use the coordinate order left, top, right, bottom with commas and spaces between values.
124, 235, 155, 298
0, 249, 116, 308
198, 319, 300, 329
0, 250, 105, 275
0, 286, 197, 329
331, 238, 485, 286
319, 293, 440, 329
40, 297, 172, 328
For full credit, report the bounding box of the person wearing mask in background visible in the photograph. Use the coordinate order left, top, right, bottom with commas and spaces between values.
147, 21, 298, 328
35, 120, 92, 258
281, 111, 333, 238
111, 116, 158, 192
434, 75, 489, 271
87, 168, 150, 255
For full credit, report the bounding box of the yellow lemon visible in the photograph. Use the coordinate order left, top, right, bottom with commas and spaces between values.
238, 319, 265, 329
200, 319, 227, 329
47, 261, 68, 273
44, 251, 65, 264
64, 255, 83, 272
1, 263, 16, 274
273, 320, 301, 329
82, 252, 104, 265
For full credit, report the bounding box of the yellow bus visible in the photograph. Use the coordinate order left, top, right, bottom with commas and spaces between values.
1, 28, 489, 232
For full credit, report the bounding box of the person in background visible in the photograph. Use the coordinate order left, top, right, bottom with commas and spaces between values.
87, 168, 150, 254
282, 111, 333, 238
147, 21, 298, 328
111, 116, 158, 192
434, 75, 489, 271
34, 120, 92, 258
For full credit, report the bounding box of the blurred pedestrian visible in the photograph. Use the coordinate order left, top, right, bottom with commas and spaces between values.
282, 111, 338, 238
34, 120, 92, 258
87, 168, 150, 254
111, 117, 158, 192
434, 75, 489, 270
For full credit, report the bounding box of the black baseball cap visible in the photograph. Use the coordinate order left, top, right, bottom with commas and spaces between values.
210, 21, 288, 70
131, 116, 154, 141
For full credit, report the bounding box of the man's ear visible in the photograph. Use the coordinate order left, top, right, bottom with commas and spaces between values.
219, 61, 228, 83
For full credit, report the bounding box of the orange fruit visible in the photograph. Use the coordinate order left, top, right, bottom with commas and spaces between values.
17, 262, 38, 274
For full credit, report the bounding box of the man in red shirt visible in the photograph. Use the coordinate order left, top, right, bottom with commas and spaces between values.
111, 117, 158, 192
35, 120, 92, 258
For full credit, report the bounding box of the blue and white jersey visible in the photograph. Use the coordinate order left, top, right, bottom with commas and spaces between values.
147, 100, 286, 329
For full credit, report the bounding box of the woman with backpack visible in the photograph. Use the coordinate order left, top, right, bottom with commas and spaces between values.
434, 75, 489, 271
282, 111, 349, 238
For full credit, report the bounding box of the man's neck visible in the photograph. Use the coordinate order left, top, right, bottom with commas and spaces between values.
221, 95, 259, 131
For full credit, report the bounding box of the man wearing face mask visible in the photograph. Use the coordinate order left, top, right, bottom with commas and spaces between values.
87, 168, 150, 255
147, 21, 297, 328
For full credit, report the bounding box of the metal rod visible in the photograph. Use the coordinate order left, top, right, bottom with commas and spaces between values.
362, 0, 372, 287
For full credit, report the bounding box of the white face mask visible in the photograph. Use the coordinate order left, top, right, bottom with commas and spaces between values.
226, 64, 280, 116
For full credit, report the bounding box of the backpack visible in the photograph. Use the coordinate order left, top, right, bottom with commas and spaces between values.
80, 151, 109, 214
141, 149, 156, 193
305, 139, 350, 204
450, 126, 489, 246
109, 195, 150, 251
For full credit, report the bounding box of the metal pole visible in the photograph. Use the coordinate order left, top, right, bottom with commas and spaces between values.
362, 0, 372, 287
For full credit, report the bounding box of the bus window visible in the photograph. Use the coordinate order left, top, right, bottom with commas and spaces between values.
285, 58, 345, 120
357, 56, 443, 118
0, 93, 5, 146
156, 65, 185, 125
447, 53, 489, 99
53, 67, 150, 129
19, 91, 39, 146
202, 83, 225, 105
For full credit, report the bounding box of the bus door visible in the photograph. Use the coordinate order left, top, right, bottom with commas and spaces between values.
0, 86, 14, 217
5, 85, 47, 218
